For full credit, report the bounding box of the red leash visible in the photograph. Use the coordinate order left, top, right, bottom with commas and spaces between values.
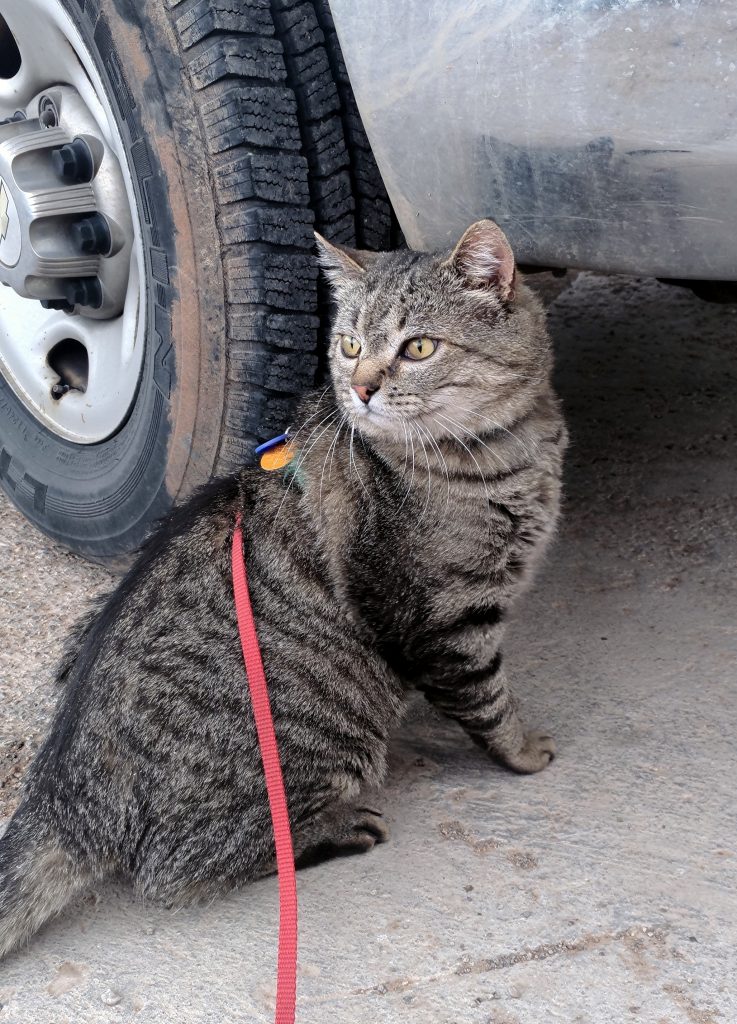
232, 516, 298, 1024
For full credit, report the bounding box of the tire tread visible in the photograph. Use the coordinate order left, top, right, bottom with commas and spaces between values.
168, 0, 394, 474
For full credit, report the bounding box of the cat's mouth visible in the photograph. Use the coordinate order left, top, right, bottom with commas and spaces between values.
348, 390, 385, 419
345, 399, 401, 436
349, 402, 388, 423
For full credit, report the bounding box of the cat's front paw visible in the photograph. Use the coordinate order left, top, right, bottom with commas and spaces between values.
495, 730, 556, 774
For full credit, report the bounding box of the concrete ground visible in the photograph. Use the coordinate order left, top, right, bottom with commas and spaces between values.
1, 273, 736, 1023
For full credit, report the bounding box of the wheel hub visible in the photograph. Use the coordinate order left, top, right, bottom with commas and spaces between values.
0, 86, 132, 318
0, 0, 145, 445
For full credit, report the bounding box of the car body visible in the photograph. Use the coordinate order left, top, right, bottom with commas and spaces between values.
330, 0, 737, 279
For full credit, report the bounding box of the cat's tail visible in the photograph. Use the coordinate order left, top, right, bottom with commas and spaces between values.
0, 803, 90, 959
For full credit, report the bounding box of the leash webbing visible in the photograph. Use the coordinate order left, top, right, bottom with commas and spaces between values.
232, 515, 297, 1024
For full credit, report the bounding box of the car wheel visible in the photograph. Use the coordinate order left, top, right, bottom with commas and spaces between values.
0, 0, 394, 566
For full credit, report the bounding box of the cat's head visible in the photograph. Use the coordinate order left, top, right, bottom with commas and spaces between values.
316, 220, 551, 442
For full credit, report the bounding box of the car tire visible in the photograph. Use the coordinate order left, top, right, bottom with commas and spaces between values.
0, 0, 394, 567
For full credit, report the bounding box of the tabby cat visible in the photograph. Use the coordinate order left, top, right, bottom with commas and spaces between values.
0, 220, 567, 956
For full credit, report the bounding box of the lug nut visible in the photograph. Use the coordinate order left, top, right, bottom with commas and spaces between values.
40, 277, 103, 312
63, 277, 102, 309
72, 213, 112, 256
40, 298, 74, 312
52, 138, 94, 185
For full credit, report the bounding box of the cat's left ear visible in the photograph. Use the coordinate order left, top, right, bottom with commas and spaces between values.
445, 219, 516, 301
314, 232, 380, 287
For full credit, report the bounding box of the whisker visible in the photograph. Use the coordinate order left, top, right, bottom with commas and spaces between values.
435, 412, 514, 473
401, 418, 410, 479
328, 412, 347, 483
319, 414, 347, 514
349, 422, 369, 497
434, 414, 490, 503
397, 424, 416, 512
414, 422, 433, 518
287, 385, 333, 443
273, 409, 339, 524
418, 422, 451, 514
449, 403, 538, 460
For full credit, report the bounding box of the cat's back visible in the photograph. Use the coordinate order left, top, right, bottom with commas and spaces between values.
29, 475, 249, 782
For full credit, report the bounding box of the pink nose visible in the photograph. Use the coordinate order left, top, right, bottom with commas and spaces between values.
352, 384, 378, 404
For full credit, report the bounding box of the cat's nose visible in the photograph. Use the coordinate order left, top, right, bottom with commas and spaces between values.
352, 384, 378, 404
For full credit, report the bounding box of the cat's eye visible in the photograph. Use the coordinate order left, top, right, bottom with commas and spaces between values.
403, 336, 437, 361
339, 335, 361, 358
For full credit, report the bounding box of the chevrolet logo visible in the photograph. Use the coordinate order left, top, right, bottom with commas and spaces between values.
0, 180, 9, 243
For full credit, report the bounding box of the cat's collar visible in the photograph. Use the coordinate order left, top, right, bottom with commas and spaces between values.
255, 432, 290, 456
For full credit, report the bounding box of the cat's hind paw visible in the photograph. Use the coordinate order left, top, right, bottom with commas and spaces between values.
343, 807, 391, 851
295, 805, 389, 869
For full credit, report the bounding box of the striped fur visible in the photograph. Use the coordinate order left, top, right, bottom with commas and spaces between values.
0, 222, 566, 957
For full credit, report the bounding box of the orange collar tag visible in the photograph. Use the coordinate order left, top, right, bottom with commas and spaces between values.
260, 441, 296, 471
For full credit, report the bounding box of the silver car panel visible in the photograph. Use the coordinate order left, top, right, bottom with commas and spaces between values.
330, 0, 737, 278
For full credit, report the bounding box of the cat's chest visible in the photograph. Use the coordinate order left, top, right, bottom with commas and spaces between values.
343, 485, 505, 619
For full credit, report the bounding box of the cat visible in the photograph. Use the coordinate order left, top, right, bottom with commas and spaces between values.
0, 220, 567, 957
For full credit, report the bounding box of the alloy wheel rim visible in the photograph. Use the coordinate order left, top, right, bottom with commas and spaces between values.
0, 0, 145, 444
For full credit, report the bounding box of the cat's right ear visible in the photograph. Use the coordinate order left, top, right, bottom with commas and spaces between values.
314, 232, 379, 287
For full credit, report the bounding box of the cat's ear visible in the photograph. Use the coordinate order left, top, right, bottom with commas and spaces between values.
445, 220, 516, 301
314, 232, 380, 286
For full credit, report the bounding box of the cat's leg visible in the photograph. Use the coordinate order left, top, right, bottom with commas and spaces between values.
131, 800, 389, 907
293, 800, 389, 869
421, 649, 555, 774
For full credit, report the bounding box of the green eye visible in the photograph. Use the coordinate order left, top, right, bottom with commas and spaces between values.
339, 334, 361, 358
404, 336, 437, 361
